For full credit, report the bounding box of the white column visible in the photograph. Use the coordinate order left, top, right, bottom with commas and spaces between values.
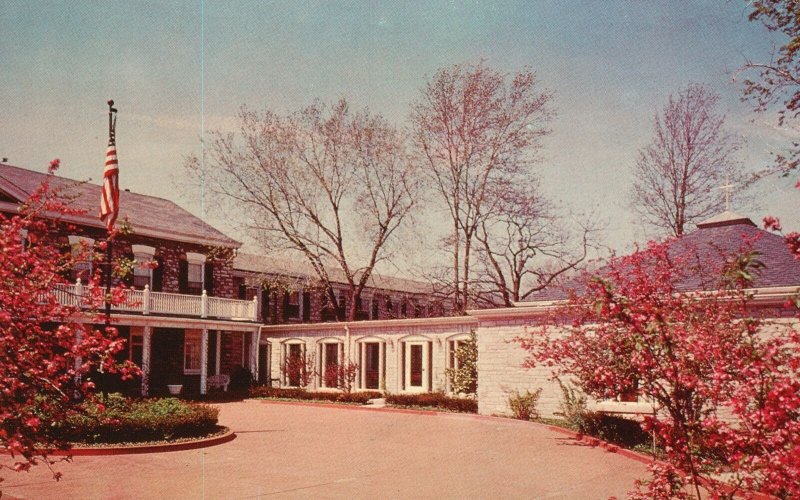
378, 342, 385, 392
141, 326, 152, 396
200, 329, 208, 395
360, 343, 366, 389
321, 342, 327, 388
250, 328, 260, 376
215, 331, 221, 375
142, 285, 151, 315
201, 290, 208, 318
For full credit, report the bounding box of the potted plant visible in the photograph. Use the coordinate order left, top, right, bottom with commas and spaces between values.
165, 360, 183, 396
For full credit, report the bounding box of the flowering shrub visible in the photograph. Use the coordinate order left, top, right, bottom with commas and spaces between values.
0, 160, 138, 480
521, 239, 800, 498
280, 351, 316, 389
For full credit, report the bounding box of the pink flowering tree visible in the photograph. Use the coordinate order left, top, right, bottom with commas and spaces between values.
0, 160, 138, 482
521, 239, 800, 498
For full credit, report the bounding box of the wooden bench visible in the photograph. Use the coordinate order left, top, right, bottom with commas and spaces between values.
207, 374, 230, 392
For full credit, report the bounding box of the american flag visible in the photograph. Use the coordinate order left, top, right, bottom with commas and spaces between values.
99, 142, 119, 231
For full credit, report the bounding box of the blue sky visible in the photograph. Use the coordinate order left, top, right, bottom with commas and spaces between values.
1, 1, 797, 267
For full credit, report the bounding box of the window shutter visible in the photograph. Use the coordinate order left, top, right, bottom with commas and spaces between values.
204, 262, 214, 296
178, 259, 188, 294
302, 292, 311, 322
260, 286, 270, 323
152, 256, 164, 292
282, 291, 289, 321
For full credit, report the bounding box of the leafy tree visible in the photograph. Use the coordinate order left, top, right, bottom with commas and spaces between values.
0, 160, 136, 482
521, 239, 800, 498
738, 0, 800, 175
445, 330, 477, 395
630, 83, 743, 236
411, 62, 554, 313
191, 100, 420, 321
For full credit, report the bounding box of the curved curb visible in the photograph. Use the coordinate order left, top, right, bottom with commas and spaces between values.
44, 428, 236, 456
255, 399, 656, 464
255, 399, 440, 415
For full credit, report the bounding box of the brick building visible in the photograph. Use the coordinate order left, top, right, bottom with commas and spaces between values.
0, 162, 446, 396
1, 162, 259, 396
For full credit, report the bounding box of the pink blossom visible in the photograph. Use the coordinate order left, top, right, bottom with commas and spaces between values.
763, 216, 782, 232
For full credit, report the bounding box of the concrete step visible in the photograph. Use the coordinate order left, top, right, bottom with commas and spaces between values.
367, 398, 386, 407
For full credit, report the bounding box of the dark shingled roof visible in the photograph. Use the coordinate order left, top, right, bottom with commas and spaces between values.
234, 252, 433, 294
525, 211, 800, 303
0, 162, 240, 248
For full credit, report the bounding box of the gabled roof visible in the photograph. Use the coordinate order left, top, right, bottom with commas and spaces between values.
0, 163, 240, 248
525, 212, 800, 302
233, 252, 433, 295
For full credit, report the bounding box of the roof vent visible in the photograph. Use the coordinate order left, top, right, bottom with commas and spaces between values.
696, 210, 756, 229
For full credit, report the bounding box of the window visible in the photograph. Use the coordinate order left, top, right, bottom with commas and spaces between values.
180, 252, 206, 296
358, 340, 385, 390
68, 235, 94, 282
130, 334, 143, 366
187, 262, 203, 295
371, 295, 380, 320
183, 330, 201, 374
285, 291, 301, 319
401, 339, 432, 392
283, 342, 307, 387
319, 341, 343, 388
131, 245, 156, 289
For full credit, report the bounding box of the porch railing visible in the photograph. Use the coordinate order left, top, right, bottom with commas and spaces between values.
53, 280, 258, 322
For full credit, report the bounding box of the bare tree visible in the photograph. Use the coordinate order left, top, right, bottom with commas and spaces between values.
473, 180, 597, 307
411, 62, 554, 313
188, 100, 419, 321
630, 83, 743, 237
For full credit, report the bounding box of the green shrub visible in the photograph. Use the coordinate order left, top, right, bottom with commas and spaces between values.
555, 379, 592, 431
581, 413, 651, 449
507, 389, 542, 420
444, 330, 478, 395
51, 394, 219, 444
249, 386, 382, 404
385, 392, 478, 413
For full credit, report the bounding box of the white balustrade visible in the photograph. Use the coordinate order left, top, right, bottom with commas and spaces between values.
49, 280, 255, 321
207, 295, 255, 320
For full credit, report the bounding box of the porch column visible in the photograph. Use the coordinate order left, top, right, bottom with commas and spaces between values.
320, 342, 326, 388
215, 331, 221, 375
360, 342, 366, 389
200, 329, 209, 395
141, 327, 152, 396
250, 328, 259, 376
378, 341, 385, 392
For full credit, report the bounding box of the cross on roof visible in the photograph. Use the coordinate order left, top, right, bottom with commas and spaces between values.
719, 180, 736, 211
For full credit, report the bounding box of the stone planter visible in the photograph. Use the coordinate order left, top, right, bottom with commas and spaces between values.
167, 384, 183, 396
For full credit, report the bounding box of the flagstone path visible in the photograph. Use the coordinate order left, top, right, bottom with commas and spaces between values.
2, 400, 648, 499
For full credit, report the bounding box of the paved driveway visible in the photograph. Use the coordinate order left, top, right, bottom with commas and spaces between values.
2, 400, 648, 499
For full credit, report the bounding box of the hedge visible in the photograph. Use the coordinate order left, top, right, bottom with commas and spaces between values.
385, 392, 477, 413
50, 394, 219, 444
249, 386, 383, 404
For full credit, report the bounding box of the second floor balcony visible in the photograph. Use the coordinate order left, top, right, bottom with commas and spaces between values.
53, 280, 258, 322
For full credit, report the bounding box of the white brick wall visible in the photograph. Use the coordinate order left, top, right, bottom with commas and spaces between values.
476, 322, 564, 418
261, 318, 475, 394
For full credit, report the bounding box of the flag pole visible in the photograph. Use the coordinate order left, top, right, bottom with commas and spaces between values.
101, 99, 118, 400
105, 100, 116, 319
